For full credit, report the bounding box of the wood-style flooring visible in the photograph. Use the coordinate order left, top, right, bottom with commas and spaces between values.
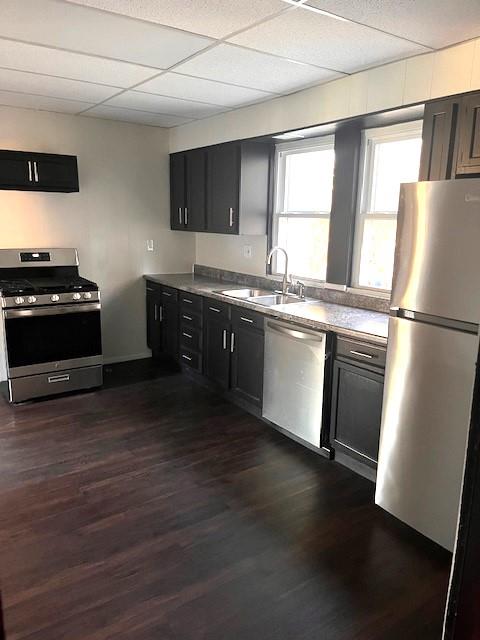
0, 361, 450, 639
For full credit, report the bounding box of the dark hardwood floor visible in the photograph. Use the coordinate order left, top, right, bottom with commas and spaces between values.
0, 362, 450, 639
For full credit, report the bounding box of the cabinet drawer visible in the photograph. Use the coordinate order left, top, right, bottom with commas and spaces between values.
336, 337, 386, 369
205, 299, 230, 319
161, 286, 178, 302
231, 306, 264, 331
146, 281, 162, 296
179, 348, 202, 372
180, 309, 202, 329
180, 292, 203, 314
180, 325, 202, 352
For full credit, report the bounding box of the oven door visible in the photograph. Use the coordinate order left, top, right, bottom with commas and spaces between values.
4, 303, 102, 377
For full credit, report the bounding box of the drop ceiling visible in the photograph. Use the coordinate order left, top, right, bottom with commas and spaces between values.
0, 0, 478, 128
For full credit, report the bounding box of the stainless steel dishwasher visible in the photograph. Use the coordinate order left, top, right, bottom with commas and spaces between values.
262, 318, 327, 448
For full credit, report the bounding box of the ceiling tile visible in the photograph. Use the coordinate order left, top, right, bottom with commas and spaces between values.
229, 9, 428, 73
134, 72, 275, 107
64, 0, 288, 39
0, 68, 119, 103
0, 0, 212, 68
83, 105, 193, 127
305, 0, 480, 49
174, 44, 342, 94
0, 39, 161, 88
0, 90, 93, 114
104, 91, 228, 118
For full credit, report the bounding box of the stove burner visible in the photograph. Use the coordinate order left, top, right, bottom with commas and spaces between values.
0, 276, 98, 296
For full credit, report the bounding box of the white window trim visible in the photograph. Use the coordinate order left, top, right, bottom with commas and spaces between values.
351, 120, 423, 293
271, 135, 335, 282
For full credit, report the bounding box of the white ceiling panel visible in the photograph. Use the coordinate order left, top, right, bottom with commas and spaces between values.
174, 44, 343, 94
104, 91, 228, 118
0, 68, 119, 102
305, 0, 480, 49
229, 9, 429, 73
0, 90, 93, 114
134, 72, 275, 107
64, 0, 288, 39
83, 105, 193, 127
0, 39, 161, 88
0, 0, 212, 68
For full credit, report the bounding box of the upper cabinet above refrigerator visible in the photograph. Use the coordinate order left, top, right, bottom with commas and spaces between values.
0, 150, 79, 192
391, 179, 480, 325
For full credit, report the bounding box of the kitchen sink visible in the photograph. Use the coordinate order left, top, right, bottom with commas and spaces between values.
249, 294, 303, 307
215, 288, 272, 299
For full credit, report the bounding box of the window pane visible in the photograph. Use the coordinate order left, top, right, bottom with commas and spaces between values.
370, 137, 422, 212
284, 148, 334, 212
358, 218, 397, 290
277, 217, 329, 281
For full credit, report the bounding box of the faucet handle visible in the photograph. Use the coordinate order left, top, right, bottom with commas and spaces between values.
294, 280, 306, 298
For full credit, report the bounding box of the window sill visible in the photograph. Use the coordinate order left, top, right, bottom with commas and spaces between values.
347, 286, 391, 300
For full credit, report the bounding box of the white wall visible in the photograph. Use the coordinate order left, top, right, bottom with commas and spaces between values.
195, 233, 267, 276
0, 107, 195, 379
170, 39, 480, 277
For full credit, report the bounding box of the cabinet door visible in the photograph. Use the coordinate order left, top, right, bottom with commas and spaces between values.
33, 154, 79, 191
230, 321, 264, 407
170, 153, 186, 230
185, 148, 206, 231
419, 98, 458, 181
456, 93, 480, 176
204, 312, 231, 389
207, 143, 239, 234
0, 153, 31, 189
330, 360, 383, 468
146, 286, 162, 354
161, 299, 179, 359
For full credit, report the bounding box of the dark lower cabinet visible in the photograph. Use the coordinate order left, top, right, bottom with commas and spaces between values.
230, 312, 264, 407
330, 359, 384, 470
160, 289, 179, 360
204, 311, 231, 389
146, 283, 162, 355
0, 150, 79, 192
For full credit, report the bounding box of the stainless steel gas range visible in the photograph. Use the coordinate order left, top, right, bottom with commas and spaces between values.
0, 248, 103, 403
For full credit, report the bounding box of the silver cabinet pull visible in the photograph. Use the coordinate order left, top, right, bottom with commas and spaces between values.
154, 304, 158, 321
28, 161, 33, 182
33, 161, 39, 183
158, 305, 163, 322
184, 207, 188, 225
349, 350, 374, 359
222, 329, 227, 350
240, 316, 253, 324
178, 207, 182, 225
183, 298, 193, 304
182, 332, 192, 339
162, 291, 172, 297
229, 207, 234, 227
48, 373, 70, 384
230, 331, 235, 353
182, 354, 192, 362
209, 306, 221, 313
182, 314, 192, 321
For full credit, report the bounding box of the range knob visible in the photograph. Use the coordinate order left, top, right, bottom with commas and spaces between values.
27, 296, 37, 304
83, 292, 92, 300
51, 294, 60, 303
72, 293, 81, 301
14, 296, 24, 305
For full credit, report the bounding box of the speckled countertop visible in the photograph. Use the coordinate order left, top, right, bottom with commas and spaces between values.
144, 273, 389, 346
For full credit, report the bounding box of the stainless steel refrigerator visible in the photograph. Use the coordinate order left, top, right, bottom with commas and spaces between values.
375, 179, 480, 552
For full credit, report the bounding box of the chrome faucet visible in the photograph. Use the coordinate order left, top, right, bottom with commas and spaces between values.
267, 246, 291, 295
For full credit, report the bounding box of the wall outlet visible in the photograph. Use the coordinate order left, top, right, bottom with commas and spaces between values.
243, 245, 253, 259
147, 239, 154, 252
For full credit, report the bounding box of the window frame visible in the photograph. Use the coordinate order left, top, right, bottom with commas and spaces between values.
351, 120, 423, 293
271, 135, 335, 282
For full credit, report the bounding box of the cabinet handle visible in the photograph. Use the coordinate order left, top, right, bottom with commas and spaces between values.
349, 349, 374, 359
48, 373, 70, 384
222, 329, 227, 350
159, 306, 163, 322
209, 306, 221, 313
229, 207, 234, 227
154, 304, 158, 321
178, 207, 182, 225
162, 291, 172, 297
240, 316, 253, 324
182, 314, 192, 321
28, 161, 33, 182
182, 354, 192, 362
183, 298, 193, 304
184, 207, 188, 225
182, 332, 192, 339
230, 331, 235, 353
33, 161, 39, 183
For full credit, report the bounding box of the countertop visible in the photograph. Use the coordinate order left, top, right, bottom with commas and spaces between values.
144, 273, 389, 346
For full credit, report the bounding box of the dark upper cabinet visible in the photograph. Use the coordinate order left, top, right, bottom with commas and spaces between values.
0, 150, 79, 192
207, 143, 240, 234
456, 93, 480, 176
419, 98, 459, 181
170, 152, 186, 230
185, 148, 207, 231
146, 282, 162, 355
204, 307, 231, 390
230, 309, 264, 407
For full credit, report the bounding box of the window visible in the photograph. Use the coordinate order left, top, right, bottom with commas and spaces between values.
272, 137, 335, 281
352, 121, 423, 291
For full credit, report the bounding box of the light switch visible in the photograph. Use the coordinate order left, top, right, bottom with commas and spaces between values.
243, 245, 253, 259
147, 239, 154, 252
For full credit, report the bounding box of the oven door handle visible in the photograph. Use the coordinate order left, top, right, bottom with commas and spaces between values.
4, 303, 101, 319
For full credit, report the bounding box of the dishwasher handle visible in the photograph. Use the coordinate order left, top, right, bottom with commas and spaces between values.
266, 320, 324, 343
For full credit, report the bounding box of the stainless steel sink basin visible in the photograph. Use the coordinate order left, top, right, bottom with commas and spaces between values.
249, 294, 303, 307
216, 288, 272, 299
